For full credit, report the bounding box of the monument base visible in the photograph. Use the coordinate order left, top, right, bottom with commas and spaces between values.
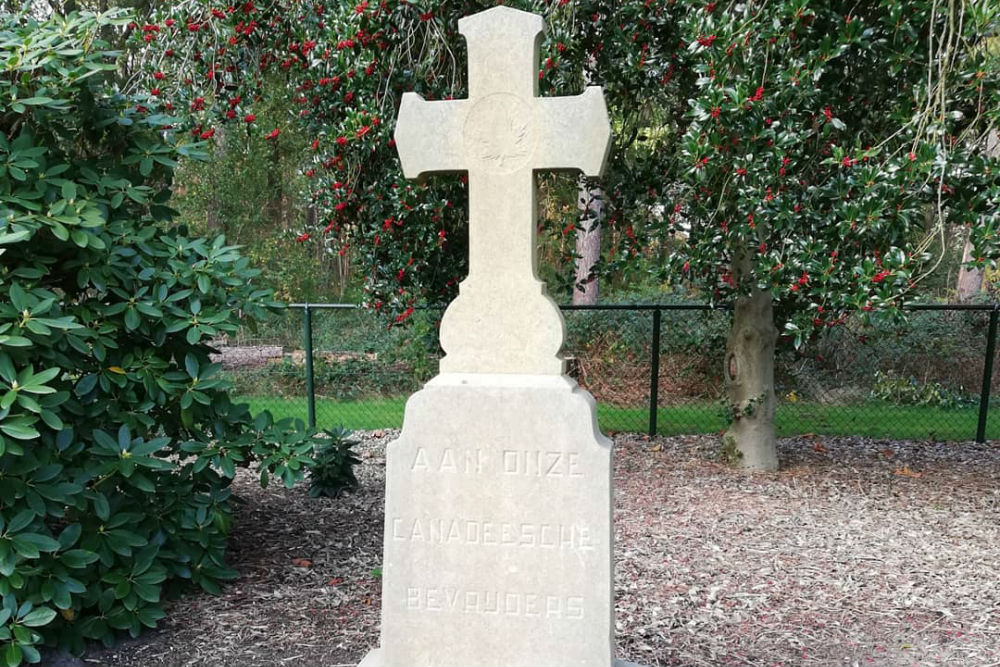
362, 373, 624, 667
359, 648, 644, 667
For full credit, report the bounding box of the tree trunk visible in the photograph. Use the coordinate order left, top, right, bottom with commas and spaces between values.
573, 177, 603, 305
723, 285, 778, 470
956, 131, 999, 301
956, 231, 983, 302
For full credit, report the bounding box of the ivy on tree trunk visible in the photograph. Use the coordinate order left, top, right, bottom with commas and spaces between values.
724, 286, 778, 471
573, 178, 603, 305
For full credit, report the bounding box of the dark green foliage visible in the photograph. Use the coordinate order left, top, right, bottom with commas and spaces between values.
308, 427, 361, 498
274, 355, 420, 400
870, 370, 975, 409
0, 11, 322, 665
780, 307, 989, 406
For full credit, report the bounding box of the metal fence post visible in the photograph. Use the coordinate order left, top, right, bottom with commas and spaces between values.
976, 306, 998, 443
648, 308, 661, 437
303, 304, 316, 430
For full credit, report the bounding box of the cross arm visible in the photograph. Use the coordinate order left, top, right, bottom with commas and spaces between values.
533, 87, 612, 178
394, 93, 470, 179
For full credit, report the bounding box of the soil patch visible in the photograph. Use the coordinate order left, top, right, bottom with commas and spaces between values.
84, 433, 1000, 667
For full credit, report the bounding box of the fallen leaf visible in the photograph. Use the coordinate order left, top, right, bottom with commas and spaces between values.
882, 449, 894, 458
291, 558, 313, 568
893, 466, 923, 479
649, 444, 663, 452
813, 442, 826, 453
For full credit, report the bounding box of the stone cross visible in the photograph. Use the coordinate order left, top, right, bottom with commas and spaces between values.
394, 6, 611, 375
360, 9, 631, 667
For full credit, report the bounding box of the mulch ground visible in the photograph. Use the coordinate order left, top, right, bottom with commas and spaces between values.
84, 432, 1000, 667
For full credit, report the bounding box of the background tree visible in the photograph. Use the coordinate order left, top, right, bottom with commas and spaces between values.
136, 0, 998, 469
127, 0, 681, 316
632, 0, 1000, 468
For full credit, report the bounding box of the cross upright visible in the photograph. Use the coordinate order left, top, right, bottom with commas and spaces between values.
394, 6, 611, 376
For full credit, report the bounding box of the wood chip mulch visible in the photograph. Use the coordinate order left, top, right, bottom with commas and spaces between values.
86, 432, 1000, 667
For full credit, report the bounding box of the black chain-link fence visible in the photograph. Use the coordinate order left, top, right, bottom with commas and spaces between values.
216, 303, 1000, 442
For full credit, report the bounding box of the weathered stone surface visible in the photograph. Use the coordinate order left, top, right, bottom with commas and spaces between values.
361, 375, 613, 667
393, 6, 610, 376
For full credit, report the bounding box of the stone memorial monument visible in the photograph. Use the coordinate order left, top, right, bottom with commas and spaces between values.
360, 7, 632, 667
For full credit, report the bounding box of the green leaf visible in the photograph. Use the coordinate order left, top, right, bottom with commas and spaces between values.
3, 642, 22, 667
49, 222, 69, 242
10, 535, 39, 558
15, 533, 60, 552
8, 284, 28, 312
132, 583, 159, 603
0, 421, 39, 440
136, 606, 165, 628
20, 645, 39, 665
219, 456, 236, 479
0, 355, 15, 383
14, 393, 40, 413
7, 510, 35, 534
184, 354, 199, 379
130, 437, 168, 457
18, 97, 55, 106
20, 606, 56, 627
113, 581, 131, 599
39, 410, 63, 431
0, 336, 32, 348
0, 230, 30, 245
127, 472, 154, 493
92, 429, 117, 451
91, 493, 110, 521
75, 374, 97, 396
25, 367, 59, 387
124, 307, 140, 331
60, 549, 98, 569
117, 424, 130, 450
119, 457, 135, 477
56, 523, 81, 550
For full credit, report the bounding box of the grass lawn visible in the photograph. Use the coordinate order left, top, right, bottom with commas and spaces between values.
238, 395, 995, 441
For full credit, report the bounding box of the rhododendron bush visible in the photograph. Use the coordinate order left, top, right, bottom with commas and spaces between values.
132, 0, 997, 469
0, 11, 325, 665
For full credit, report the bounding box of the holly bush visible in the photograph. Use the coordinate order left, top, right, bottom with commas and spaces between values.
0, 11, 322, 665
130, 0, 998, 324
125, 0, 997, 467
653, 0, 1000, 342
125, 0, 684, 319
